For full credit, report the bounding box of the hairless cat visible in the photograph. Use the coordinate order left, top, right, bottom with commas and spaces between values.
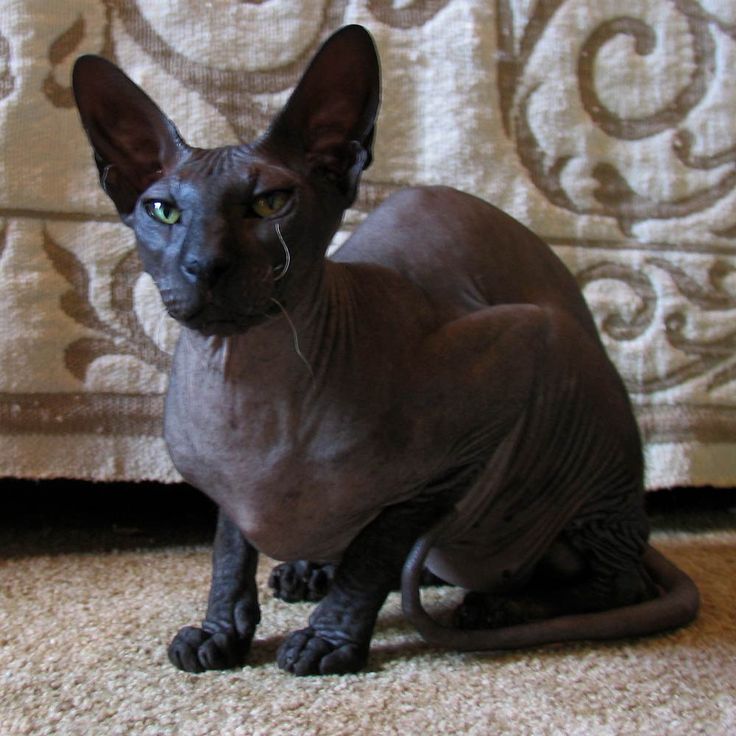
72, 25, 698, 676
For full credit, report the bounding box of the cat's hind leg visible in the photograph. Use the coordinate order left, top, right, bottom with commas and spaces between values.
268, 561, 336, 602
453, 517, 657, 631
269, 560, 445, 603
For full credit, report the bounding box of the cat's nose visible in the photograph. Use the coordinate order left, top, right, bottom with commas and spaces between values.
181, 253, 229, 286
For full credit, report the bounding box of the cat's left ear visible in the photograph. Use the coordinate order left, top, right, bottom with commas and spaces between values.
262, 25, 380, 204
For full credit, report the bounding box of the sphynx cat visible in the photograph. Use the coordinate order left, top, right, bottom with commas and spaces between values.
72, 25, 698, 676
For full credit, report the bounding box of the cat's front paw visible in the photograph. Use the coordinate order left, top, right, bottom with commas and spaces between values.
277, 627, 368, 676
168, 625, 252, 673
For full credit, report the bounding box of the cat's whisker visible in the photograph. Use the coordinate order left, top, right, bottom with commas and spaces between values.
273, 223, 291, 281
270, 297, 314, 380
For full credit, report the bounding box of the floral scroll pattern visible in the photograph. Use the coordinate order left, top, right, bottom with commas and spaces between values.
367, 0, 452, 28
43, 9, 115, 109
0, 30, 13, 100
497, 0, 736, 236
577, 256, 736, 396
495, 0, 736, 403
42, 230, 171, 383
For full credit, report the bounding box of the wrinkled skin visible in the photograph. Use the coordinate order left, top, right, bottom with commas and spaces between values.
72, 26, 698, 677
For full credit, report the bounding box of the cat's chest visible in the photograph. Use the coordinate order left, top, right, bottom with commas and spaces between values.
163, 363, 419, 561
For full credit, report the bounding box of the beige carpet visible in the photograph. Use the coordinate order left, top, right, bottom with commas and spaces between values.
2, 505, 735, 736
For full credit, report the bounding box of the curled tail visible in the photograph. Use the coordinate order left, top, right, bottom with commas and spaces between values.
401, 528, 699, 651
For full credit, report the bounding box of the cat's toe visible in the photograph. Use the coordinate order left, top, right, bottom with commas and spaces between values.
277, 627, 367, 676
269, 561, 334, 602
168, 625, 250, 673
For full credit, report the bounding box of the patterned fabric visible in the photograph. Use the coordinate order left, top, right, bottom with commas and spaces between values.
0, 1, 734, 486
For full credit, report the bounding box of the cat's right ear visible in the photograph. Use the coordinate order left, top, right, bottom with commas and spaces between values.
72, 56, 188, 218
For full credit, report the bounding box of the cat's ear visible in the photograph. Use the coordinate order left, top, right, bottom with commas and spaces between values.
263, 25, 380, 204
72, 56, 188, 218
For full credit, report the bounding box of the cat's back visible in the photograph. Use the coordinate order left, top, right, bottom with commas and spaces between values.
336, 186, 596, 335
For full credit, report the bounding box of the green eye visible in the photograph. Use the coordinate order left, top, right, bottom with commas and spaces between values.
251, 190, 290, 218
145, 200, 181, 225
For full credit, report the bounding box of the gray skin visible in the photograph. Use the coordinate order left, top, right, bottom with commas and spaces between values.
72, 25, 698, 677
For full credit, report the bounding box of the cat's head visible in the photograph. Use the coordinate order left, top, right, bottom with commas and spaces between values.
72, 25, 379, 335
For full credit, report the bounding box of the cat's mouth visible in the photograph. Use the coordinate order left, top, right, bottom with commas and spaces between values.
165, 271, 287, 334
179, 300, 283, 335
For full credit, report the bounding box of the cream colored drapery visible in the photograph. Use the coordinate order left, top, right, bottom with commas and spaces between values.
1, 1, 734, 488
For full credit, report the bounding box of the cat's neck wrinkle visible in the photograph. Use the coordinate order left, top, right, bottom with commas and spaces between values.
178, 260, 357, 390
308, 261, 359, 383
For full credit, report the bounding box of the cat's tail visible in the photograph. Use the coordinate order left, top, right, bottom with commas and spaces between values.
401, 525, 699, 651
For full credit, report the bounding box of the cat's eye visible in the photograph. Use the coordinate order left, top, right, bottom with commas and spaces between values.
145, 200, 181, 225
251, 190, 291, 218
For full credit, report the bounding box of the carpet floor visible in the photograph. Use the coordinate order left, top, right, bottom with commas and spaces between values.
1, 484, 735, 735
